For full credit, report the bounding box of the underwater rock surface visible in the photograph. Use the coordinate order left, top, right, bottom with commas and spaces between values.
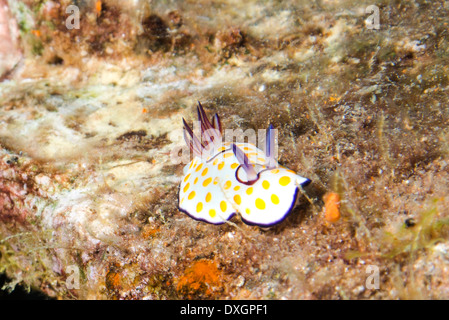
0, 0, 449, 299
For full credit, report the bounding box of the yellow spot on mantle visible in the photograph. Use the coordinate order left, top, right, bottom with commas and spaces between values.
224, 180, 232, 190
262, 180, 270, 189
220, 201, 227, 212
255, 198, 266, 210
279, 176, 291, 186
203, 177, 212, 187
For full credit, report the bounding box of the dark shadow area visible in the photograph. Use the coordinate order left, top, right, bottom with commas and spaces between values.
0, 273, 51, 300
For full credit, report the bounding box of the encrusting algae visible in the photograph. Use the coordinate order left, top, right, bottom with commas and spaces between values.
323, 192, 341, 223
176, 260, 223, 299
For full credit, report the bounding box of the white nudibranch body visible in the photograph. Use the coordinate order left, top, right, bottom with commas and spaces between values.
178, 102, 311, 227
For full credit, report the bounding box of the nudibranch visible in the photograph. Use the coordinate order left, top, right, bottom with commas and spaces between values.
178, 102, 311, 227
